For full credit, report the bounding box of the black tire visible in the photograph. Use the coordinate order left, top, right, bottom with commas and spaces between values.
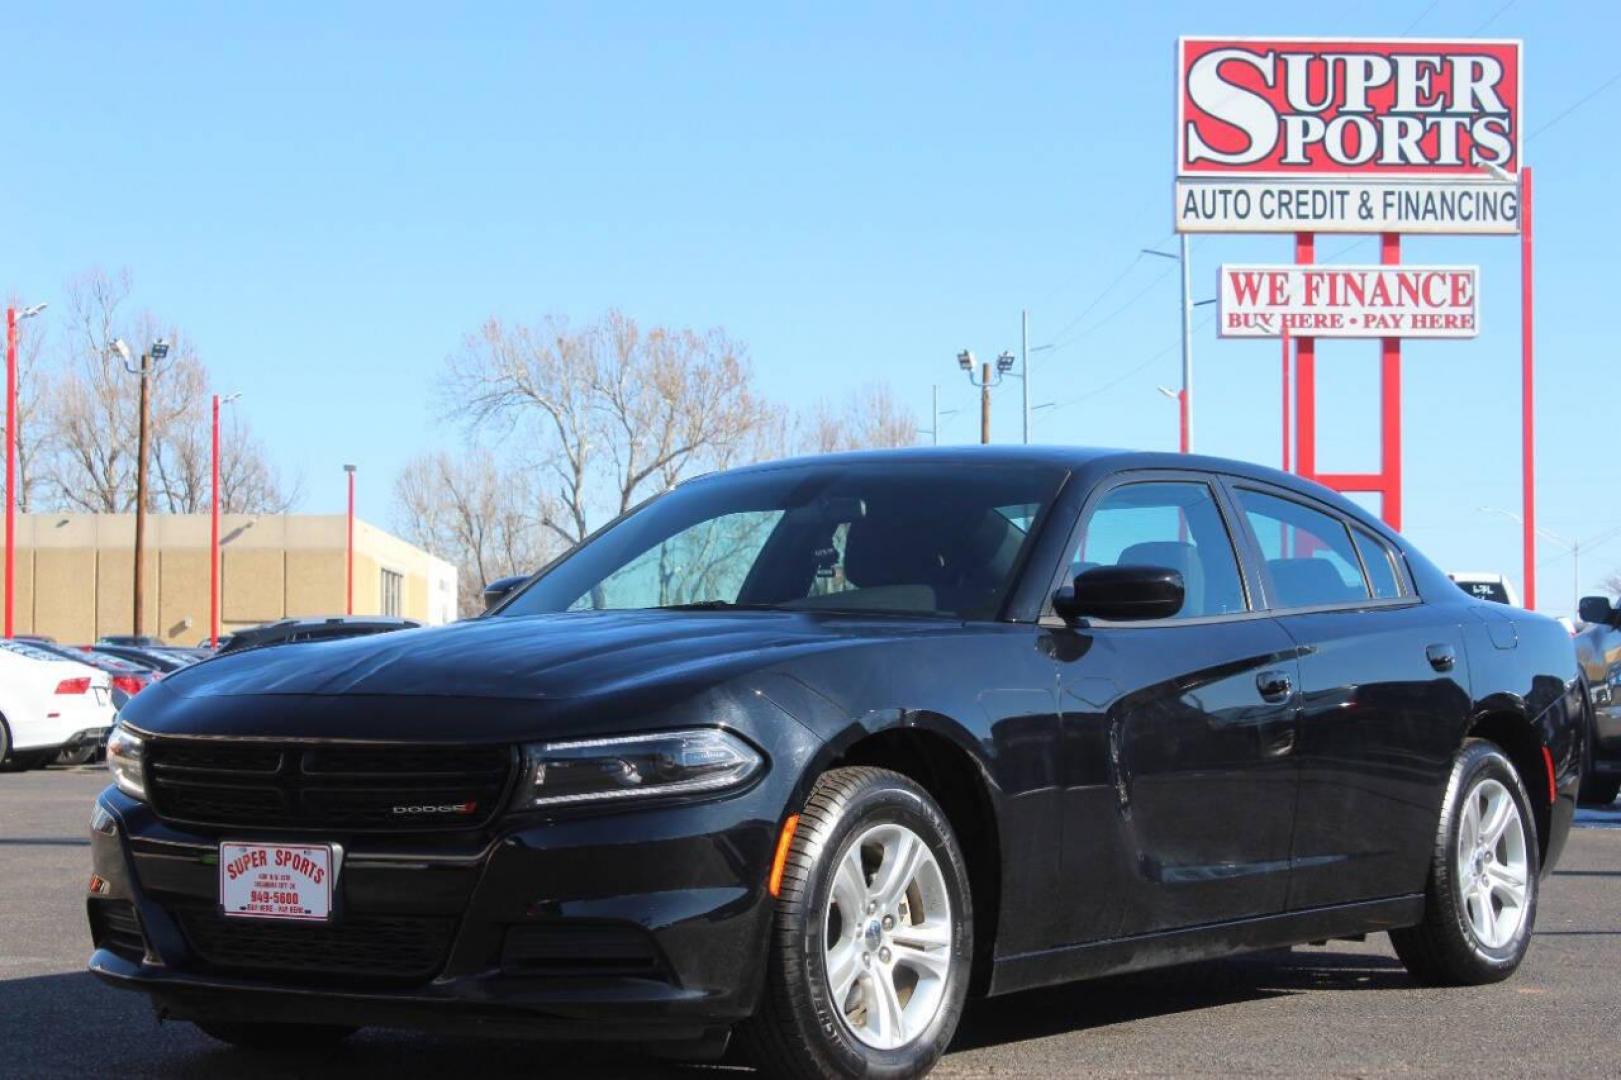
1578, 770, 1620, 808
0, 716, 11, 770
1390, 739, 1540, 986
54, 743, 99, 767
192, 1021, 358, 1050
739, 766, 973, 1080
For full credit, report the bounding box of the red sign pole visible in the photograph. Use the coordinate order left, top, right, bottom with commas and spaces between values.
1520, 167, 1536, 610
1294, 233, 1316, 479
210, 394, 221, 649
1380, 233, 1403, 531
4, 306, 14, 639
1280, 325, 1291, 473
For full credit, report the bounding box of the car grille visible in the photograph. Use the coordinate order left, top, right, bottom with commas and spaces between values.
144, 739, 516, 833
177, 908, 455, 983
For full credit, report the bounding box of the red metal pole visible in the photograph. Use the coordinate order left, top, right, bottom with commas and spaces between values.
1380, 233, 1403, 531
1294, 234, 1316, 479
210, 394, 220, 649
4, 307, 15, 639
1520, 168, 1536, 610
346, 468, 355, 615
1281, 325, 1291, 473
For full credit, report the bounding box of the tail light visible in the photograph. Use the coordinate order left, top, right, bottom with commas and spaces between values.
54, 677, 92, 695
112, 674, 146, 696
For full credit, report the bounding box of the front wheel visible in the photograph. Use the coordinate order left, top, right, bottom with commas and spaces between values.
740, 766, 973, 1080
1390, 739, 1540, 985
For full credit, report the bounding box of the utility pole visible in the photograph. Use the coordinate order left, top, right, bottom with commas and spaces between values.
957, 349, 1015, 446
1143, 241, 1196, 453
210, 392, 241, 648
1021, 309, 1030, 444
345, 464, 357, 615
113, 337, 169, 639
931, 384, 939, 446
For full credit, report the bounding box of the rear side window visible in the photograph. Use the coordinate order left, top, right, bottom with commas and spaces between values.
1352, 529, 1403, 599
1236, 489, 1371, 609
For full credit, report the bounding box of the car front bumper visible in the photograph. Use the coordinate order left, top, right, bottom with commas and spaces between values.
85, 732, 813, 1043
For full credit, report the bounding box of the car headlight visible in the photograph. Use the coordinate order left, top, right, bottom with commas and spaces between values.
106, 725, 147, 802
512, 729, 762, 809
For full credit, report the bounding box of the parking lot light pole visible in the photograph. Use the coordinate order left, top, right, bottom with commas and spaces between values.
958, 350, 1015, 445
344, 464, 357, 615
210, 393, 241, 649
5, 303, 45, 639
1143, 241, 1194, 453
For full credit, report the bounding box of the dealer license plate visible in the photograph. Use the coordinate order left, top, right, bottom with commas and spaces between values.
218, 842, 334, 922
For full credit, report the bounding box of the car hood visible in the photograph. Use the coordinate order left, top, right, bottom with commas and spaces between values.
171, 608, 963, 698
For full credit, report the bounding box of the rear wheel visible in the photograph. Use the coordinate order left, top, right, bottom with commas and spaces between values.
739, 766, 973, 1080
1390, 739, 1540, 985
192, 1021, 358, 1050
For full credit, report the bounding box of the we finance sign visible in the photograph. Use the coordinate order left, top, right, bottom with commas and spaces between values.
1176, 38, 1522, 234
1218, 265, 1479, 339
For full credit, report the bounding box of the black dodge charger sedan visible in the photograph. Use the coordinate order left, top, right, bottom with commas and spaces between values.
87, 447, 1583, 1079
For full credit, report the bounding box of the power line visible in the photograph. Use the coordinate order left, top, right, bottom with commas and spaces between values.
1400, 0, 1442, 34
1044, 259, 1180, 354
1529, 68, 1621, 142
1036, 309, 1218, 421
1473, 0, 1517, 32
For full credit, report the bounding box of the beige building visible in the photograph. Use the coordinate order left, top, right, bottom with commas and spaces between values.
0, 513, 457, 645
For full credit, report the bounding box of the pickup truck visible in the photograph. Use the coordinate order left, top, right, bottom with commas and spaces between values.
1577, 594, 1621, 806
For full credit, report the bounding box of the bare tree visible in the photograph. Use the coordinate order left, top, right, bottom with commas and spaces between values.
394, 450, 556, 617
798, 382, 919, 454
40, 268, 292, 514
1604, 570, 1621, 598
443, 310, 772, 544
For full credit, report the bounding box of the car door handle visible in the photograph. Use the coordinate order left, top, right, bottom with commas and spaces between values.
1426, 644, 1457, 672
1256, 670, 1293, 703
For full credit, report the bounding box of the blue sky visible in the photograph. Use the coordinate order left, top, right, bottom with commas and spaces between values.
6, 2, 1619, 616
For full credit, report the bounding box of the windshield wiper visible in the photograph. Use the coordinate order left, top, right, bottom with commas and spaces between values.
646, 600, 778, 611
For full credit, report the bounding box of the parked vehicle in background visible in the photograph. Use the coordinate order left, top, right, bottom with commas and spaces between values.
1448, 571, 1520, 606
97, 635, 167, 648
25, 646, 152, 765
0, 640, 116, 771
90, 645, 199, 674
214, 616, 421, 654
1576, 595, 1621, 806
482, 573, 530, 611
88, 448, 1584, 1077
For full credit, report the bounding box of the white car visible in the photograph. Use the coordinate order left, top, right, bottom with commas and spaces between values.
1447, 571, 1521, 607
0, 640, 116, 771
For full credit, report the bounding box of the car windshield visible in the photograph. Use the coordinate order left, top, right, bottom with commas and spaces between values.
498, 461, 1068, 620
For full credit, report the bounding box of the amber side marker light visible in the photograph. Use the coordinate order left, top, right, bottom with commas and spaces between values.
768, 814, 801, 898
1541, 747, 1557, 805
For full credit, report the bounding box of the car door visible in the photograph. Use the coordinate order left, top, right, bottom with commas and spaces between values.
1045, 474, 1303, 941
1226, 482, 1472, 910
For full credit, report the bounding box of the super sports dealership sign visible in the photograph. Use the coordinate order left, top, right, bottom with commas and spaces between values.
1176, 38, 1522, 234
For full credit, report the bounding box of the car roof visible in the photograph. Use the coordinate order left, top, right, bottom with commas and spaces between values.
701, 446, 1401, 544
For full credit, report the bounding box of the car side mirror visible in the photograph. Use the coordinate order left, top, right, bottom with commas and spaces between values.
1578, 595, 1616, 627
1053, 564, 1185, 623
482, 574, 528, 612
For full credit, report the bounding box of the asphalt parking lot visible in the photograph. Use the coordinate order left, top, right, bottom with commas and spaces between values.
3, 767, 1616, 1078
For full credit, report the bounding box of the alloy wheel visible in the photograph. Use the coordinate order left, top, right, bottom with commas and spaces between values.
822, 822, 954, 1050
1455, 776, 1530, 949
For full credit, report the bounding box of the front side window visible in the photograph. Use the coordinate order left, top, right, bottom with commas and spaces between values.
500, 462, 1068, 620
1237, 489, 1371, 608
1070, 480, 1247, 619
